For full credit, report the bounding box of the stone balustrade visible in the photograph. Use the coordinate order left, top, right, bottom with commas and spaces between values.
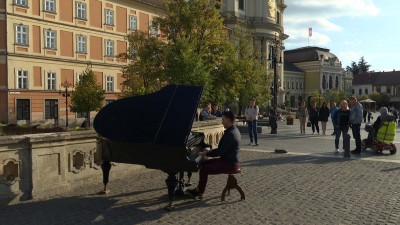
0, 120, 224, 205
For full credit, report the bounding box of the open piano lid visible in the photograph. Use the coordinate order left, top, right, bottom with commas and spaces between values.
93, 84, 203, 145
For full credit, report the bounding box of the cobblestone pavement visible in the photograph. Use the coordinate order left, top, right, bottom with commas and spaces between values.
2, 115, 400, 225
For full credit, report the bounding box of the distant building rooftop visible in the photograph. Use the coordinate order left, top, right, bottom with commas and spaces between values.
284, 46, 339, 63
132, 0, 164, 8
284, 61, 304, 73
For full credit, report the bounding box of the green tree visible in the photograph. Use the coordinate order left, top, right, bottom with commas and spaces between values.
157, 0, 240, 104
346, 61, 359, 75
230, 26, 271, 114
118, 0, 269, 109
346, 56, 371, 75
324, 90, 348, 105
117, 31, 166, 97
70, 65, 105, 129
357, 56, 371, 73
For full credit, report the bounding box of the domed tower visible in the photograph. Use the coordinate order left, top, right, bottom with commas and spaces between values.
220, 0, 289, 105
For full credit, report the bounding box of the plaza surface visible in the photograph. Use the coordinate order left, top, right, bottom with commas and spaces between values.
2, 114, 400, 225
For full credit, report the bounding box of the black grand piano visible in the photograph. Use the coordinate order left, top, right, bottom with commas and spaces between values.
93, 84, 210, 210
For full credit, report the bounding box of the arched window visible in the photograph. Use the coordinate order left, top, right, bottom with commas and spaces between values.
322, 75, 326, 89
329, 75, 333, 89
335, 76, 339, 89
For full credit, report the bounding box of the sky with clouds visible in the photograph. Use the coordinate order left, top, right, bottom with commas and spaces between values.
284, 0, 400, 72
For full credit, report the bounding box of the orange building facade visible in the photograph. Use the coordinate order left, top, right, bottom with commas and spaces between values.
0, 0, 164, 126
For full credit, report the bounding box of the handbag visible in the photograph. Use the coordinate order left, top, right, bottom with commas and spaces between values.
307, 121, 311, 127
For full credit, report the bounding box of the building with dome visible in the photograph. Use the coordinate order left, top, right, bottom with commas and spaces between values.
284, 46, 345, 107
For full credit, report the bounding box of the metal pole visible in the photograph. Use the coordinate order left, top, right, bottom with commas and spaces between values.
65, 85, 68, 128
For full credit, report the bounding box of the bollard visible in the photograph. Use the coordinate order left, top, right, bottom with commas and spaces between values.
343, 133, 351, 158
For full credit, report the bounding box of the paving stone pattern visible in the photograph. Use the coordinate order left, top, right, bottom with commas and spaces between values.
2, 150, 400, 225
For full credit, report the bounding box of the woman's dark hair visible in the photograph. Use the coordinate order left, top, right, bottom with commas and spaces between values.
222, 111, 235, 122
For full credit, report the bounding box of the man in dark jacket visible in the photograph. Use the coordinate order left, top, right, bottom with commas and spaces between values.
187, 111, 241, 199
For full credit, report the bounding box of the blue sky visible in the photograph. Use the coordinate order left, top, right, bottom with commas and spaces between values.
284, 0, 400, 72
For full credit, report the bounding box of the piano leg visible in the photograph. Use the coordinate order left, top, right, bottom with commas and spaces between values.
175, 171, 185, 196
164, 173, 178, 211
100, 161, 112, 194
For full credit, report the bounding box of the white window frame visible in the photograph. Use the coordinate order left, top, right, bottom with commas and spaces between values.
105, 40, 114, 57
44, 0, 56, 12
17, 70, 28, 89
129, 15, 137, 30
15, 0, 27, 7
15, 25, 28, 45
105, 9, 114, 25
45, 29, 56, 49
150, 20, 159, 36
106, 76, 114, 92
76, 2, 87, 19
76, 35, 87, 53
46, 72, 56, 90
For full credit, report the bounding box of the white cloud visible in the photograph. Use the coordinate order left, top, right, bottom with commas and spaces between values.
284, 0, 380, 49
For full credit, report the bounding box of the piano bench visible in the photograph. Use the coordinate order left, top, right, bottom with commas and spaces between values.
221, 168, 245, 201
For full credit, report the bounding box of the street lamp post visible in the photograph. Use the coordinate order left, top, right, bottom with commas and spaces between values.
268, 34, 282, 134
60, 80, 72, 128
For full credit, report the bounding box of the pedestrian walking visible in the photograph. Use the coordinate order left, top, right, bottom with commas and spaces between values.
319, 102, 330, 135
334, 100, 350, 153
308, 102, 319, 134
330, 102, 338, 135
349, 96, 363, 154
298, 101, 308, 135
245, 98, 259, 146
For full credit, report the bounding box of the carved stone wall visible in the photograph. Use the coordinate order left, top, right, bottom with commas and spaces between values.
0, 121, 225, 205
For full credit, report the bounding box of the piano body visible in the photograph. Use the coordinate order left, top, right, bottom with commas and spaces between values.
93, 84, 218, 210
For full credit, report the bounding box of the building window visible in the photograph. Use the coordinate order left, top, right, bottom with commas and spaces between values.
329, 76, 333, 89
129, 15, 137, 30
238, 0, 244, 10
358, 89, 362, 95
76, 2, 87, 19
365, 89, 368, 95
15, 25, 28, 45
150, 21, 159, 36
16, 99, 30, 120
106, 76, 114, 92
352, 89, 354, 95
15, 0, 27, 7
45, 29, 56, 49
376, 87, 381, 93
17, 70, 28, 89
335, 76, 339, 89
105, 9, 114, 25
286, 81, 289, 89
44, 0, 56, 12
291, 82, 294, 89
46, 72, 56, 90
105, 40, 114, 57
105, 99, 115, 105
300, 82, 303, 90
322, 75, 326, 89
45, 99, 58, 119
76, 35, 87, 53
387, 88, 391, 94
276, 11, 280, 24
296, 82, 298, 89
77, 111, 87, 118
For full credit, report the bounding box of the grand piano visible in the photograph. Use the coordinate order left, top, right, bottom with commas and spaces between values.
93, 84, 211, 210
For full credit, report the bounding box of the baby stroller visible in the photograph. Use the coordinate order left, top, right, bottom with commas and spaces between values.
361, 120, 397, 155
